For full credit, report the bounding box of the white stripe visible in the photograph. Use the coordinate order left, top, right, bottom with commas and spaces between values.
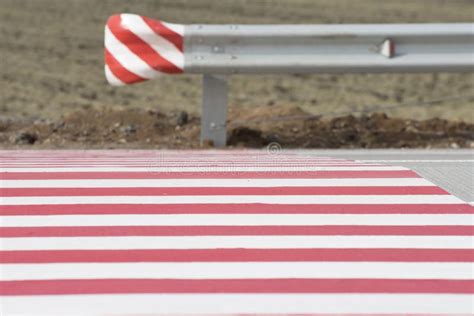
2, 236, 471, 250
0, 156, 338, 159
362, 159, 474, 163
0, 156, 338, 160
104, 65, 124, 86
0, 158, 336, 162
0, 178, 434, 188
2, 160, 321, 163
121, 14, 184, 69
0, 156, 342, 163
0, 150, 287, 154
0, 151, 309, 155
162, 21, 184, 36
2, 214, 471, 227
1, 159, 312, 162
0, 162, 374, 166
2, 294, 472, 314
0, 164, 387, 168
0, 195, 463, 205
2, 262, 471, 281
0, 166, 409, 172
0, 150, 277, 154
105, 26, 159, 80
0, 161, 356, 165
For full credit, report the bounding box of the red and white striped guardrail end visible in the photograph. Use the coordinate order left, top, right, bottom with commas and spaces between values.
104, 14, 184, 86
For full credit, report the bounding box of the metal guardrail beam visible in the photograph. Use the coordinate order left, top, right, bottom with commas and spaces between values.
104, 15, 474, 147
184, 24, 474, 74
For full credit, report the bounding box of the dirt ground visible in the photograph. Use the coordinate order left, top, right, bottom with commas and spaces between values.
1, 0, 473, 149
1, 105, 473, 149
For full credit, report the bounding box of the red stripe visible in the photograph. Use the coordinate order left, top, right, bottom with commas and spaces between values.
2, 225, 472, 237
2, 249, 472, 263
0, 170, 420, 180
105, 49, 145, 84
0, 156, 297, 159
0, 153, 301, 158
0, 157, 349, 161
107, 15, 182, 73
1, 279, 472, 295
0, 186, 447, 197
141, 16, 183, 52
0, 161, 357, 164
2, 204, 472, 216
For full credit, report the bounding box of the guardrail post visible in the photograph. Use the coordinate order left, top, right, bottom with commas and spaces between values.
201, 74, 228, 147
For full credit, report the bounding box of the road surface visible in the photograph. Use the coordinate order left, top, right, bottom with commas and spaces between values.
302, 149, 474, 203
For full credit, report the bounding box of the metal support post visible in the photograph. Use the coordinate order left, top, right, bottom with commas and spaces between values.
200, 74, 228, 147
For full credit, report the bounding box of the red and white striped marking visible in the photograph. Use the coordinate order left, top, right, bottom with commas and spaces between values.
104, 14, 184, 85
0, 150, 473, 314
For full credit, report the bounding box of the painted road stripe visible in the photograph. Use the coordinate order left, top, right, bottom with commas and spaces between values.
0, 178, 435, 188
2, 214, 472, 227
1, 294, 473, 313
0, 157, 336, 161
4, 225, 471, 237
3, 204, 471, 215
0, 186, 447, 197
1, 150, 471, 316
0, 161, 374, 165
0, 156, 337, 159
1, 262, 471, 281
2, 160, 296, 164
0, 170, 420, 180
1, 279, 472, 295
361, 160, 474, 163
3, 249, 471, 263
0, 166, 409, 172
0, 194, 463, 205
0, 159, 379, 162
0, 164, 386, 169
2, 236, 472, 250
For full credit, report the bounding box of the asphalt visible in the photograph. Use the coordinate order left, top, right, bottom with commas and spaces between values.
301, 149, 474, 203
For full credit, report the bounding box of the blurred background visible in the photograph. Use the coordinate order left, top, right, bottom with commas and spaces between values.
1, 0, 473, 149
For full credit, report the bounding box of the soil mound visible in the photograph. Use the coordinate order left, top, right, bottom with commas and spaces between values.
1, 105, 472, 149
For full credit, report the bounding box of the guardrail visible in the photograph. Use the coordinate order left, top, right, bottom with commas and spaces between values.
104, 14, 474, 147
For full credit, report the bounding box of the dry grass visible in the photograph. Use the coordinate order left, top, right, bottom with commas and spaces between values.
1, 0, 473, 123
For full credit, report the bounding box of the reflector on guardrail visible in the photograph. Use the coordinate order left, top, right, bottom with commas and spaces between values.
104, 14, 474, 146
